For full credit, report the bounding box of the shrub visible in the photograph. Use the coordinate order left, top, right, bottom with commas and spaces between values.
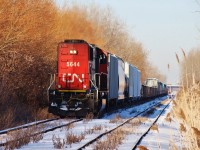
66, 132, 85, 146
52, 134, 65, 149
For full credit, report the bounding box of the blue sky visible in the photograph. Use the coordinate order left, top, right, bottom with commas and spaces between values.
57, 0, 200, 84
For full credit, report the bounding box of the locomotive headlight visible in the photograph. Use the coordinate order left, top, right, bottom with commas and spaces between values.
57, 85, 61, 88
70, 50, 77, 55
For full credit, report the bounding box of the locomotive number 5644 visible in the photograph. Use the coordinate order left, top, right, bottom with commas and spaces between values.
66, 62, 80, 67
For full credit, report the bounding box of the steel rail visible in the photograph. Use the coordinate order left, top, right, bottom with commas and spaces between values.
0, 119, 83, 147
0, 118, 59, 135
132, 100, 172, 150
77, 98, 170, 150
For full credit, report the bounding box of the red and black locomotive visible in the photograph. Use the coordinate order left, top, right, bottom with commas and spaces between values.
48, 40, 168, 117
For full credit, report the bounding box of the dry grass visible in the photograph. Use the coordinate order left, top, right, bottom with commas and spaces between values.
84, 125, 103, 135
173, 107, 186, 120
129, 117, 148, 129
160, 99, 169, 105
173, 83, 200, 149
65, 132, 85, 146
174, 84, 200, 128
52, 134, 65, 149
36, 108, 56, 120
179, 123, 186, 133
191, 127, 200, 148
180, 49, 200, 87
5, 125, 44, 150
169, 140, 179, 150
165, 113, 172, 122
150, 124, 159, 133
109, 114, 123, 123
5, 129, 32, 150
0, 108, 15, 130
83, 112, 94, 123
65, 123, 75, 131
137, 145, 149, 150
94, 128, 126, 149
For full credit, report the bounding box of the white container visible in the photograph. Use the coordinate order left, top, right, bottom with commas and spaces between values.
118, 59, 126, 100
108, 54, 118, 99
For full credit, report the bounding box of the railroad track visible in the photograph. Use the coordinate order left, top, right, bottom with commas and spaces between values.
0, 119, 83, 147
0, 96, 169, 149
0, 118, 60, 135
77, 98, 171, 150
131, 100, 172, 150
101, 95, 167, 118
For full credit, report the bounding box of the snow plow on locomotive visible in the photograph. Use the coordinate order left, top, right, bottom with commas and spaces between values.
48, 40, 168, 117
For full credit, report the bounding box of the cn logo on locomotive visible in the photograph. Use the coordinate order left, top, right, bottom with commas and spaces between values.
62, 73, 84, 83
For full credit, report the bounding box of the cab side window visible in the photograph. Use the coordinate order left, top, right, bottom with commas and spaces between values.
100, 54, 106, 64
89, 47, 93, 61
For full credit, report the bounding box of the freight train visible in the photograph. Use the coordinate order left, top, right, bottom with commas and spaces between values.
48, 40, 168, 117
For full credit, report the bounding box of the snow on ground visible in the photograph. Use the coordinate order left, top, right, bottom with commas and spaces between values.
2, 96, 185, 150
118, 101, 171, 150
103, 96, 167, 120
17, 97, 164, 149
137, 99, 185, 149
0, 119, 55, 134
0, 119, 74, 144
85, 98, 171, 149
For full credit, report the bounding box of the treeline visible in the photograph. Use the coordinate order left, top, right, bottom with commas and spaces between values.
174, 49, 200, 149
0, 0, 164, 129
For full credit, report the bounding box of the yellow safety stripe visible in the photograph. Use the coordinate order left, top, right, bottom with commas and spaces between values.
58, 90, 86, 92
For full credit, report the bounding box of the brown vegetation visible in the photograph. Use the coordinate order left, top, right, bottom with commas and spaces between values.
179, 123, 186, 133
165, 113, 172, 122
65, 123, 75, 131
83, 112, 94, 123
0, 0, 165, 130
180, 49, 200, 87
150, 124, 159, 133
5, 125, 44, 150
0, 0, 58, 130
137, 145, 149, 150
94, 128, 126, 149
52, 134, 65, 149
174, 48, 200, 149
109, 114, 123, 123
65, 132, 85, 146
84, 125, 103, 134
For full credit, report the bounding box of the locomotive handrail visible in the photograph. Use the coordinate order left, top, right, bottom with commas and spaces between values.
93, 72, 107, 89
90, 79, 98, 90
47, 74, 55, 102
